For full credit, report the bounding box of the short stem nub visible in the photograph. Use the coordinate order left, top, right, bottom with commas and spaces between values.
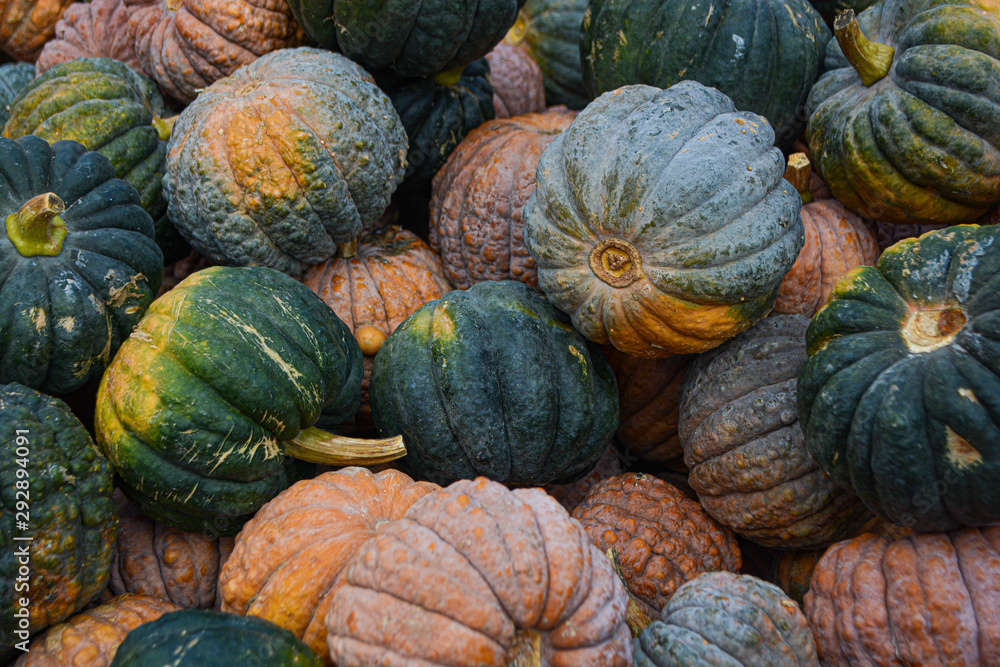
283, 427, 406, 466
433, 67, 464, 87
152, 115, 179, 141
6, 193, 67, 257
784, 153, 814, 205
835, 10, 895, 86
504, 12, 529, 46
590, 238, 643, 288
337, 239, 359, 259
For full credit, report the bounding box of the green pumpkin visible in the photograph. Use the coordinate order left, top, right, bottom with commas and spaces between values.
0, 136, 162, 395
581, 0, 831, 147
0, 62, 33, 128
370, 280, 618, 486
798, 225, 1000, 532
3, 58, 188, 264
110, 610, 324, 666
806, 2, 1000, 224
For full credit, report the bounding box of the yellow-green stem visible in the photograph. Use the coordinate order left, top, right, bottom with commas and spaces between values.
337, 239, 359, 259
834, 10, 895, 86
504, 12, 529, 46
433, 67, 464, 87
283, 427, 405, 466
5, 192, 67, 257
152, 115, 179, 141
505, 629, 542, 667
784, 152, 814, 205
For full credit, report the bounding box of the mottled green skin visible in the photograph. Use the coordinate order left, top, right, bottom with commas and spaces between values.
0, 384, 118, 649
3, 58, 188, 263
0, 63, 33, 128
806, 0, 1000, 224
370, 280, 618, 486
635, 572, 818, 666
0, 136, 162, 395
798, 225, 1000, 531
582, 0, 831, 147
110, 610, 325, 666
96, 266, 362, 535
517, 0, 591, 109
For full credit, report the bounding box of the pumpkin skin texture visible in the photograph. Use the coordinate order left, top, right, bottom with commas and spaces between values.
35, 0, 141, 76
0, 62, 34, 128
581, 0, 831, 148
123, 0, 308, 105
543, 441, 623, 511
219, 467, 440, 659
485, 43, 547, 118
370, 279, 619, 486
430, 108, 575, 290
523, 82, 804, 358
0, 0, 74, 62
804, 526, 1000, 666
571, 473, 742, 617
770, 549, 825, 605
95, 265, 363, 536
13, 594, 179, 667
798, 225, 1000, 531
634, 572, 819, 667
0, 136, 162, 395
805, 0, 1000, 224
0, 384, 119, 649
326, 477, 633, 666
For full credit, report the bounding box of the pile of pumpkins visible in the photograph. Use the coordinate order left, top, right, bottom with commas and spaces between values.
0, 0, 998, 664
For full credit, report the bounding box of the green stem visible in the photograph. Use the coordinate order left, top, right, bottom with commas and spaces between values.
152, 115, 179, 141
433, 67, 464, 87
5, 193, 67, 257
337, 239, 359, 259
784, 153, 814, 205
504, 12, 529, 47
834, 9, 895, 87
283, 427, 405, 466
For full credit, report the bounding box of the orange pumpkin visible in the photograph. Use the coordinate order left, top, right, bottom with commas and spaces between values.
485, 43, 547, 118
0, 0, 74, 62
35, 0, 140, 75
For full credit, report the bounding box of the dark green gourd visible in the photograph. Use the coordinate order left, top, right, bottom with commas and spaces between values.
0, 62, 33, 127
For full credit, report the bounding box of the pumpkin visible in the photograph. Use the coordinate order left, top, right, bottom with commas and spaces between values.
572, 473, 741, 617
429, 108, 575, 290
35, 0, 141, 76
485, 43, 547, 118
123, 0, 307, 104
4, 57, 188, 264
95, 265, 405, 536
13, 594, 178, 667
326, 477, 633, 666
0, 135, 162, 395
805, 526, 1000, 666
110, 609, 324, 666
108, 492, 234, 609
0, 384, 118, 650
505, 0, 591, 109
165, 48, 407, 277
0, 0, 74, 62
301, 225, 452, 434
770, 549, 825, 606
581, 0, 831, 148
543, 441, 623, 511
0, 63, 34, 128
220, 467, 439, 659
635, 572, 818, 666
806, 6, 1000, 224
798, 224, 1000, 531
523, 81, 804, 357
370, 279, 618, 486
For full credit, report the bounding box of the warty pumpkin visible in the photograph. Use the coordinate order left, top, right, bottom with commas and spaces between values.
0, 63, 34, 128
485, 43, 547, 118
35, 0, 140, 76
0, 0, 74, 62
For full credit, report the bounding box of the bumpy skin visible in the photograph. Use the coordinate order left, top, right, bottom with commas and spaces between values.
798, 225, 1000, 531
543, 442, 623, 511
771, 549, 826, 605
36, 0, 141, 75
108, 492, 234, 609
370, 280, 619, 486
0, 136, 162, 395
509, 0, 591, 109
430, 108, 575, 289
805, 527, 1000, 666
0, 63, 34, 128
220, 468, 440, 659
572, 473, 742, 617
95, 266, 362, 535
165, 48, 407, 277
14, 594, 179, 667
0, 0, 74, 62
326, 477, 633, 666
124, 0, 307, 104
806, 0, 1000, 224
0, 385, 118, 647
524, 82, 804, 357
635, 572, 819, 666
680, 315, 873, 549
485, 43, 547, 118
582, 0, 831, 147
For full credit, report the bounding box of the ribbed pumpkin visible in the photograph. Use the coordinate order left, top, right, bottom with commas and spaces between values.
430, 108, 575, 290
35, 0, 140, 75
798, 224, 1000, 531
0, 136, 162, 395
524, 81, 804, 357
165, 48, 408, 277
572, 473, 742, 617
123, 0, 307, 104
370, 279, 618, 486
805, 526, 1000, 666
0, 63, 33, 128
485, 43, 547, 118
770, 549, 825, 605
0, 0, 74, 62
326, 477, 633, 666
13, 594, 179, 667
543, 442, 623, 511
220, 468, 439, 659
806, 5, 1000, 224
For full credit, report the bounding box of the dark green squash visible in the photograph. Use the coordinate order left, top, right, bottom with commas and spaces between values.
0, 135, 162, 395
370, 279, 618, 486
0, 62, 33, 128
581, 0, 831, 147
110, 609, 324, 666
798, 224, 1000, 531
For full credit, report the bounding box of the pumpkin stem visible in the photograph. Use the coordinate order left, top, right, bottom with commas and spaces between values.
5, 192, 68, 257
283, 427, 406, 466
337, 239, 359, 259
504, 12, 529, 47
433, 67, 464, 87
152, 115, 179, 141
605, 548, 653, 637
355, 325, 388, 356
589, 238, 643, 288
784, 153, 814, 205
834, 10, 895, 87
505, 629, 542, 667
